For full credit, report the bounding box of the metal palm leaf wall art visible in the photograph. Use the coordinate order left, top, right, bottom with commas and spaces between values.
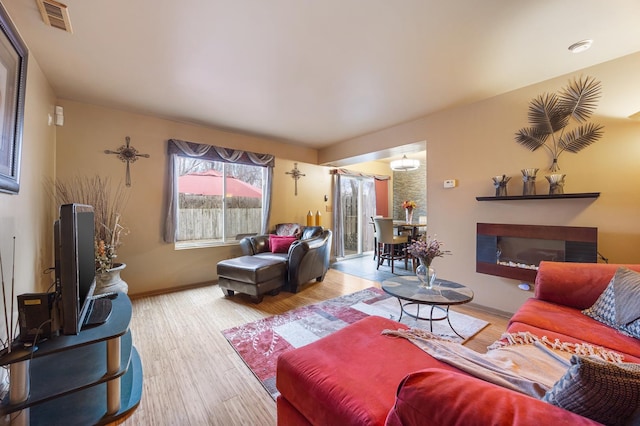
515, 75, 604, 172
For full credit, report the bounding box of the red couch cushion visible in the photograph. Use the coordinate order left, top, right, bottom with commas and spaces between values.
276, 316, 460, 426
386, 368, 601, 426
534, 261, 640, 310
509, 298, 640, 360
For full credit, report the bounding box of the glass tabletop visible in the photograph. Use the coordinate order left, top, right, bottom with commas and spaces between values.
381, 275, 474, 305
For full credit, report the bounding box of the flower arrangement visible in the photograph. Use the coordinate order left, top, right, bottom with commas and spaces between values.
402, 200, 417, 211
94, 213, 127, 273
50, 175, 129, 273
405, 235, 451, 266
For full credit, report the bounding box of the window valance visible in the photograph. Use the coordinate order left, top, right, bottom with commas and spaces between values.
168, 139, 275, 167
330, 168, 390, 181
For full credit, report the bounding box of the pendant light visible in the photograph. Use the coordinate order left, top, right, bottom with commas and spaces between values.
390, 155, 420, 171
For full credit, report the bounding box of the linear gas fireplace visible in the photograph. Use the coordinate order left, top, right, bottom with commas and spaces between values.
476, 223, 597, 282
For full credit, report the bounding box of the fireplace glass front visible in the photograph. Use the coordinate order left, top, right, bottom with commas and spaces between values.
476, 223, 597, 282
497, 236, 565, 269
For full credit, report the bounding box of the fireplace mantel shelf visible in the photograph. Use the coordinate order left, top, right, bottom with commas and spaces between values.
476, 192, 600, 201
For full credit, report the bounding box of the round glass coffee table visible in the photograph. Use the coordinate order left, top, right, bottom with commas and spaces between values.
381, 275, 474, 338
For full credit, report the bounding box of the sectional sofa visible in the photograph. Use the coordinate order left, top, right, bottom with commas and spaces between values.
276, 261, 640, 425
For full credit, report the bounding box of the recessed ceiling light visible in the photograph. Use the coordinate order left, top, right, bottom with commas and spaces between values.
568, 39, 593, 53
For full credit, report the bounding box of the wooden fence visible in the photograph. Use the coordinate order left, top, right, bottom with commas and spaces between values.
342, 194, 375, 254
178, 208, 261, 241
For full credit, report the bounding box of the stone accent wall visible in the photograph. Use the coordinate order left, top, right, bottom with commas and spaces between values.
392, 161, 426, 221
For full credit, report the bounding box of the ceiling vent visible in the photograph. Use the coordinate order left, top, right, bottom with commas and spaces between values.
36, 0, 73, 33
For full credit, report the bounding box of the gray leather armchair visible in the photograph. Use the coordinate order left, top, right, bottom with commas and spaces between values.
239, 226, 332, 293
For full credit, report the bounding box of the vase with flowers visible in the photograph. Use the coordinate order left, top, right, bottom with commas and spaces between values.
51, 175, 130, 294
405, 235, 451, 289
402, 200, 416, 223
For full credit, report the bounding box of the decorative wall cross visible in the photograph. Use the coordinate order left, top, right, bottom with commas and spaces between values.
285, 162, 305, 196
104, 136, 150, 187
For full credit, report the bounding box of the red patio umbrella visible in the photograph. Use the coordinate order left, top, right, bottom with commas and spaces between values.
178, 170, 262, 198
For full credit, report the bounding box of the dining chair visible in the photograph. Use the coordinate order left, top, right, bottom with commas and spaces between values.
373, 217, 409, 273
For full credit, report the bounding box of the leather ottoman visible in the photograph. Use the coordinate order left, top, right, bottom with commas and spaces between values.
217, 255, 286, 303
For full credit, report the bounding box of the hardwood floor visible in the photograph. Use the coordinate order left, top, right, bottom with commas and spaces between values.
115, 268, 510, 426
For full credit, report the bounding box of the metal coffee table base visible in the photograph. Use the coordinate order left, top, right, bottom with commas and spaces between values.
382, 276, 474, 340
397, 300, 464, 339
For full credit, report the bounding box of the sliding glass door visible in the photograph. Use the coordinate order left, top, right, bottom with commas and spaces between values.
340, 176, 375, 257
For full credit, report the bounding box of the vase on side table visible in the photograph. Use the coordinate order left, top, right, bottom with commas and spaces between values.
95, 263, 128, 294
415, 258, 436, 289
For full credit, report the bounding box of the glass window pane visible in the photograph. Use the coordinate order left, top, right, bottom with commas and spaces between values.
176, 157, 263, 244
223, 163, 263, 241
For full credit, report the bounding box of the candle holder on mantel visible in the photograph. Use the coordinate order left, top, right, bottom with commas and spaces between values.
492, 175, 511, 197
546, 174, 566, 195
521, 168, 538, 196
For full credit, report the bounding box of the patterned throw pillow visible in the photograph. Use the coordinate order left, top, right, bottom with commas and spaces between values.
542, 355, 640, 426
274, 223, 302, 237
582, 267, 640, 339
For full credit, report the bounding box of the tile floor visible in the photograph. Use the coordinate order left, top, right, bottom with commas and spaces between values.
331, 252, 414, 283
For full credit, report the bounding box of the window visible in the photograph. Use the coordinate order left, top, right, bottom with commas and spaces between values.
164, 140, 274, 246
177, 158, 264, 244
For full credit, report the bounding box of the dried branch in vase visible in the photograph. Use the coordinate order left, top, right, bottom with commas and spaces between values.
49, 175, 130, 272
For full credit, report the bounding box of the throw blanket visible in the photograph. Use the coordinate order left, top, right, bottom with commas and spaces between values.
383, 329, 625, 399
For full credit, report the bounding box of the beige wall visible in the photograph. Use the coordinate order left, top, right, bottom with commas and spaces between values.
53, 105, 393, 295
54, 101, 344, 295
0, 55, 57, 342
271, 159, 332, 226
320, 53, 640, 314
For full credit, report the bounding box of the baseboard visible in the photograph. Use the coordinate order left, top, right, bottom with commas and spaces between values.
466, 301, 513, 319
129, 281, 217, 299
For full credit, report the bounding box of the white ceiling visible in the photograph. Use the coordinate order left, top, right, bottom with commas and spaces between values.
4, 0, 640, 149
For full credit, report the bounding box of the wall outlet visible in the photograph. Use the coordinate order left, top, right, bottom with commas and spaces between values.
443, 179, 457, 188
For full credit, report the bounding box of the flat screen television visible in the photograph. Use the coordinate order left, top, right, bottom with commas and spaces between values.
55, 203, 99, 335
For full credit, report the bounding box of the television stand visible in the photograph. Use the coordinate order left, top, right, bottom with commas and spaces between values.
0, 292, 142, 425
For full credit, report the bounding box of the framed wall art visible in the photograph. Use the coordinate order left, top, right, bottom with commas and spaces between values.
0, 3, 27, 194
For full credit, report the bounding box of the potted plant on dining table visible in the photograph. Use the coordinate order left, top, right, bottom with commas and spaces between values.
405, 235, 451, 289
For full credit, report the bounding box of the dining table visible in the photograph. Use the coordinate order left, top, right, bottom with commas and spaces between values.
392, 220, 426, 241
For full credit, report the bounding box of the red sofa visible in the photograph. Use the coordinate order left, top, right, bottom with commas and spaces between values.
276, 262, 640, 425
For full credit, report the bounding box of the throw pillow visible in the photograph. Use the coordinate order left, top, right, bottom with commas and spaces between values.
274, 223, 302, 237
269, 235, 297, 253
542, 355, 640, 426
582, 267, 640, 339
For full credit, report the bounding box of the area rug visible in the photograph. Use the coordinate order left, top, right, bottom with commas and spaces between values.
222, 287, 489, 399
